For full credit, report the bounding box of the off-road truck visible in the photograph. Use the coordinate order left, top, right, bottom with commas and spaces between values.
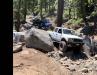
48, 27, 84, 52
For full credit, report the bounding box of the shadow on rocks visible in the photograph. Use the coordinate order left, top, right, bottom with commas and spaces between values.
53, 42, 59, 49
53, 42, 88, 61
63, 47, 88, 61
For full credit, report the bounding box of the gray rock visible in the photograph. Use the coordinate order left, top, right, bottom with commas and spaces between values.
95, 67, 97, 71
47, 52, 53, 57
59, 60, 65, 65
79, 68, 89, 73
67, 65, 76, 71
25, 28, 54, 52
93, 61, 97, 65
67, 59, 72, 62
13, 44, 22, 53
84, 64, 90, 68
88, 68, 93, 71
48, 51, 62, 60
47, 51, 55, 57
62, 63, 69, 67
79, 59, 83, 62
59, 57, 68, 65
13, 32, 25, 43
58, 51, 64, 56
20, 23, 32, 31
94, 55, 97, 60
75, 61, 81, 65
61, 57, 68, 61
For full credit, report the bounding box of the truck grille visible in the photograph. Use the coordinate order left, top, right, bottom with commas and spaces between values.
73, 39, 83, 43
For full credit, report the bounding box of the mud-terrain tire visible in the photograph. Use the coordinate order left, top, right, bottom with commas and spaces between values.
59, 41, 67, 52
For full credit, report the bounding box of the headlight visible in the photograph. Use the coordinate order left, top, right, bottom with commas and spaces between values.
68, 38, 73, 42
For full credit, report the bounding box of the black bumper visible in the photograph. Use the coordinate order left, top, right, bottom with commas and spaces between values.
67, 42, 84, 47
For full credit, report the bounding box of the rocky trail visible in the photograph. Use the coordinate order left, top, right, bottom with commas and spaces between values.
13, 46, 97, 75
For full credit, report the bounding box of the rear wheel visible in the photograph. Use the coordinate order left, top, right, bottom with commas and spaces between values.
59, 41, 67, 52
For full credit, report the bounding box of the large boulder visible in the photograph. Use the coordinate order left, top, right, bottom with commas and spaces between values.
20, 23, 32, 31
25, 28, 54, 52
13, 43, 23, 53
13, 31, 25, 43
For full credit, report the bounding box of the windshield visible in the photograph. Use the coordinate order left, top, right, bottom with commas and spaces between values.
63, 29, 73, 35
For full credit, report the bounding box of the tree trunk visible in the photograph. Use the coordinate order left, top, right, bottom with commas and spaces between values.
48, 0, 51, 14
32, 1, 34, 13
15, 0, 21, 32
74, 8, 76, 19
32, 0, 37, 13
44, 1, 47, 12
94, 15, 97, 29
80, 0, 89, 26
40, 0, 43, 19
23, 0, 27, 22
51, 0, 54, 15
69, 7, 71, 19
57, 0, 64, 27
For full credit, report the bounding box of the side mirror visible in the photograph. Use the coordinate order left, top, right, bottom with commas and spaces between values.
58, 31, 62, 34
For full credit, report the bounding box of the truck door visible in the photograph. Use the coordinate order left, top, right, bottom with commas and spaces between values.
51, 28, 58, 41
56, 28, 62, 42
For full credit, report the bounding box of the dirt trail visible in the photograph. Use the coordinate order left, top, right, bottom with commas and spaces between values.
13, 47, 71, 75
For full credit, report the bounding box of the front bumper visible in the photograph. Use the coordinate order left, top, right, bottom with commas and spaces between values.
67, 42, 84, 47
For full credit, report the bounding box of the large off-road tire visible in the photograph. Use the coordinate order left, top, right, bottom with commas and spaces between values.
59, 41, 67, 52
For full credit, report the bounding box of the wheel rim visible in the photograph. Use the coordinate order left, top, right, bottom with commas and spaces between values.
59, 42, 64, 51
60, 43, 63, 48
59, 41, 67, 52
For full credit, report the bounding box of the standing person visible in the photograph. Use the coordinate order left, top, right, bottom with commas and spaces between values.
90, 35, 96, 56
83, 35, 92, 57
83, 35, 91, 47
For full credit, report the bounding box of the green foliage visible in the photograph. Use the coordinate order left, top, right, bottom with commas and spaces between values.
13, 0, 57, 20
13, 0, 97, 28
90, 11, 97, 17
67, 18, 83, 25
74, 18, 83, 25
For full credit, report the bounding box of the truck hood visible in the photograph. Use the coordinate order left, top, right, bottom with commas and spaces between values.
62, 34, 82, 40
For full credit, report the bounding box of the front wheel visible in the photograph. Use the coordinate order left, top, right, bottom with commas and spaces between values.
59, 41, 67, 52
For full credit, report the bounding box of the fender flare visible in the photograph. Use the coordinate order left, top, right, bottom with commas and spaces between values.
61, 38, 67, 44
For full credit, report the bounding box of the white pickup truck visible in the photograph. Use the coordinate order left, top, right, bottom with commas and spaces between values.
48, 27, 84, 52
